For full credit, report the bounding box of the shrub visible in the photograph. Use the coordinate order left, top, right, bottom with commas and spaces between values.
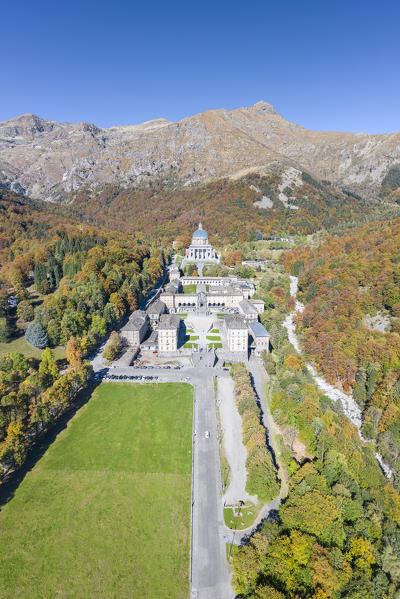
246, 446, 279, 501
25, 323, 48, 349
0, 317, 13, 342
17, 300, 34, 322
47, 319, 61, 346
237, 395, 258, 415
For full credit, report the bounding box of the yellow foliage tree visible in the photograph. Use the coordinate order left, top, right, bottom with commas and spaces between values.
66, 337, 83, 368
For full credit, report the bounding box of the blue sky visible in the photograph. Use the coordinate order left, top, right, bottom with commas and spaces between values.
1, 0, 399, 132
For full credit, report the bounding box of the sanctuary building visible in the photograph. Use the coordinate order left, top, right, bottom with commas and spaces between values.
183, 223, 219, 263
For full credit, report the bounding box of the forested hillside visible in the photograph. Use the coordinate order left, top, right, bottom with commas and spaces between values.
0, 187, 67, 261
232, 271, 400, 599
283, 219, 400, 486
67, 172, 373, 244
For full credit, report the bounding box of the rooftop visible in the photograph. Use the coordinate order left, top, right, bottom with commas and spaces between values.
239, 299, 258, 314
158, 314, 181, 330
146, 299, 166, 316
249, 322, 270, 337
225, 315, 248, 330
142, 330, 158, 345
121, 310, 149, 331
164, 281, 181, 294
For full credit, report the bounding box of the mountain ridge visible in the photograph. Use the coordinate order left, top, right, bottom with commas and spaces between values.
0, 101, 400, 202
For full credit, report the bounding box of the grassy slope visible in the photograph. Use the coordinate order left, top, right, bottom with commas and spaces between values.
0, 382, 193, 599
0, 336, 66, 361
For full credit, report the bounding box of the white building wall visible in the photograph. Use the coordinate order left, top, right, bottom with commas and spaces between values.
227, 329, 248, 352
158, 329, 178, 352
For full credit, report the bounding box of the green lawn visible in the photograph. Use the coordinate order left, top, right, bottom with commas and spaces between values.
0, 382, 193, 599
208, 342, 222, 348
184, 342, 198, 348
206, 335, 221, 341
0, 335, 66, 362
224, 502, 260, 530
211, 329, 220, 334
183, 284, 197, 294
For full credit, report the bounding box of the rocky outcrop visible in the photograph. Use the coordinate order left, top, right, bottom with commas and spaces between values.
0, 102, 399, 201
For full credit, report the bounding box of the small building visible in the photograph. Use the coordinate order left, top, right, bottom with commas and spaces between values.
238, 299, 259, 321
165, 279, 182, 294
224, 315, 249, 353
158, 314, 181, 353
168, 263, 181, 282
120, 310, 150, 347
146, 300, 166, 327
250, 299, 265, 314
249, 322, 270, 356
237, 282, 256, 299
141, 330, 158, 351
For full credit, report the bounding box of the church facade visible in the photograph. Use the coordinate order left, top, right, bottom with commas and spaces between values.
184, 223, 219, 263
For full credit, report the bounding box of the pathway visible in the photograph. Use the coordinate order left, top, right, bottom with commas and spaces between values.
217, 376, 256, 505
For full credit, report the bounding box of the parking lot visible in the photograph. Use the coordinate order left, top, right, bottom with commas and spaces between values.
94, 370, 191, 383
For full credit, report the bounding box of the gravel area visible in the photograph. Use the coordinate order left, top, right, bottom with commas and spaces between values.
217, 377, 257, 505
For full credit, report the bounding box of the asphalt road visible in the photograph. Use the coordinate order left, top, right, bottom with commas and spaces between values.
191, 375, 233, 599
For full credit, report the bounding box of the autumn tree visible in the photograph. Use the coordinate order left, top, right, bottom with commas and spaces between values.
66, 337, 83, 368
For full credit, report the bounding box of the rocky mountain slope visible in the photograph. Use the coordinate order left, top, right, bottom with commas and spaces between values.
0, 101, 399, 202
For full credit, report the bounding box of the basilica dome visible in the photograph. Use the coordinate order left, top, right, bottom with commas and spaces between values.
192, 222, 208, 239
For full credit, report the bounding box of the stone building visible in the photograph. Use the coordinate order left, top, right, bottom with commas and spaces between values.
182, 276, 255, 296
146, 300, 166, 327
249, 322, 270, 356
224, 316, 249, 353
168, 263, 181, 282
159, 285, 249, 312
158, 314, 181, 352
238, 299, 259, 321
249, 299, 265, 313
183, 223, 218, 263
120, 310, 149, 347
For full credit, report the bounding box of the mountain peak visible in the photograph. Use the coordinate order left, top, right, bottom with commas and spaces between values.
252, 101, 278, 115
0, 113, 56, 136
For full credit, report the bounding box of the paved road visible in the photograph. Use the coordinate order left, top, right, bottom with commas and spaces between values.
191, 375, 233, 599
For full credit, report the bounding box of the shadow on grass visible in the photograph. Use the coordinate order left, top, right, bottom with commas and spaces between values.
0, 378, 102, 511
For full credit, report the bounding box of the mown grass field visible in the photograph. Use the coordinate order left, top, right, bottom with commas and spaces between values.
0, 382, 193, 599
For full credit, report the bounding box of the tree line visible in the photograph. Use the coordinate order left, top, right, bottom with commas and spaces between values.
0, 348, 93, 479
231, 363, 279, 502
